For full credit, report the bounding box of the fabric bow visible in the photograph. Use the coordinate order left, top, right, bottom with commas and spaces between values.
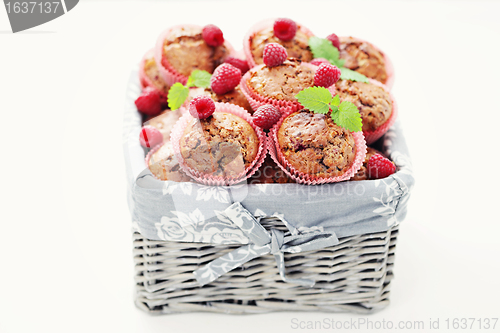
193, 202, 339, 287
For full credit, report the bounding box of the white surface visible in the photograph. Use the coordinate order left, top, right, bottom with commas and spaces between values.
1, 1, 499, 332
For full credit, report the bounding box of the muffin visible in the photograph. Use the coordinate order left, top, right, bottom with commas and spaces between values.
276, 110, 357, 178
244, 18, 314, 68
335, 78, 396, 144
350, 147, 382, 181
139, 49, 170, 105
178, 112, 259, 178
144, 109, 183, 141
248, 156, 294, 184
147, 141, 192, 182
187, 86, 252, 114
154, 25, 233, 86
339, 36, 393, 88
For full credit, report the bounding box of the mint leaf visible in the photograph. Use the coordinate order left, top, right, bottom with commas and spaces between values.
331, 101, 362, 132
186, 70, 212, 88
331, 94, 340, 107
296, 86, 333, 114
308, 36, 344, 68
167, 83, 189, 110
340, 68, 369, 83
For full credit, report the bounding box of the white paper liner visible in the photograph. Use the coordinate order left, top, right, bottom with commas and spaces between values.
170, 102, 267, 185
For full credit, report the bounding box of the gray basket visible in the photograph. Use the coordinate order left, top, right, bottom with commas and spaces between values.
124, 68, 414, 315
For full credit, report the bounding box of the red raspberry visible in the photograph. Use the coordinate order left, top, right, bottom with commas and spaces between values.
252, 104, 281, 130
189, 95, 216, 119
367, 154, 396, 179
139, 125, 163, 148
202, 24, 224, 47
263, 43, 288, 67
223, 56, 250, 74
135, 87, 162, 116
310, 58, 330, 66
314, 63, 342, 88
326, 33, 340, 50
273, 18, 297, 41
210, 63, 242, 95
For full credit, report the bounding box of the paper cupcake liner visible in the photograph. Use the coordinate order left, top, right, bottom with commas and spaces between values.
170, 102, 267, 186
240, 63, 336, 114
139, 48, 169, 105
243, 18, 316, 69
268, 110, 367, 185
155, 24, 237, 87
362, 79, 398, 145
340, 36, 395, 90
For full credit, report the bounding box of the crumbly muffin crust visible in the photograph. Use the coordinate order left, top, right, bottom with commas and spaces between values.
163, 26, 229, 77
335, 79, 392, 132
145, 109, 183, 141
247, 59, 315, 101
339, 37, 387, 84
277, 110, 356, 178
180, 112, 259, 177
144, 56, 169, 94
187, 86, 252, 113
250, 27, 313, 65
148, 142, 192, 182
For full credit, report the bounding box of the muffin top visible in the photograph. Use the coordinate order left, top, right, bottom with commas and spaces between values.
250, 27, 313, 65
179, 112, 259, 177
277, 110, 357, 178
247, 59, 315, 101
143, 55, 169, 95
248, 155, 294, 184
187, 86, 252, 114
148, 142, 192, 182
339, 36, 387, 84
162, 26, 229, 77
351, 147, 382, 181
335, 79, 392, 132
145, 109, 183, 141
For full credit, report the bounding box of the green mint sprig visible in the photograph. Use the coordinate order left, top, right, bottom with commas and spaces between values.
308, 36, 369, 83
167, 70, 212, 110
295, 87, 362, 132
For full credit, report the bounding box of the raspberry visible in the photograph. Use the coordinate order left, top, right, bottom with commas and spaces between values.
252, 104, 281, 130
139, 125, 163, 148
135, 87, 162, 116
263, 43, 288, 67
314, 63, 342, 88
326, 33, 340, 50
223, 56, 250, 74
310, 58, 330, 66
189, 95, 216, 119
202, 24, 224, 47
367, 154, 396, 179
273, 18, 297, 41
210, 63, 242, 95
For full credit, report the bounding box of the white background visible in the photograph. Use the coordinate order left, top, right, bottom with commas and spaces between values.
1, 0, 499, 332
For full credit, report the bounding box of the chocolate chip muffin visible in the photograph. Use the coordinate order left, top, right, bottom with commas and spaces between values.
250, 27, 313, 65
248, 156, 294, 184
187, 86, 252, 114
335, 79, 392, 132
148, 142, 192, 182
179, 112, 259, 177
161, 26, 230, 77
277, 110, 357, 178
350, 147, 382, 181
339, 37, 387, 84
247, 59, 315, 102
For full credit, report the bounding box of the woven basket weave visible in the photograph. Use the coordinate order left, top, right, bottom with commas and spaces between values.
133, 218, 399, 315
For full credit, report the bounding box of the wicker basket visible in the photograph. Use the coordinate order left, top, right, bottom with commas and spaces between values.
133, 220, 398, 314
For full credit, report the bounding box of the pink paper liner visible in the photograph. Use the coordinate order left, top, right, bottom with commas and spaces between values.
145, 142, 193, 182
154, 24, 237, 87
362, 79, 398, 145
240, 62, 336, 114
243, 18, 315, 69
139, 48, 169, 105
268, 110, 367, 185
170, 102, 267, 186
340, 36, 395, 90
